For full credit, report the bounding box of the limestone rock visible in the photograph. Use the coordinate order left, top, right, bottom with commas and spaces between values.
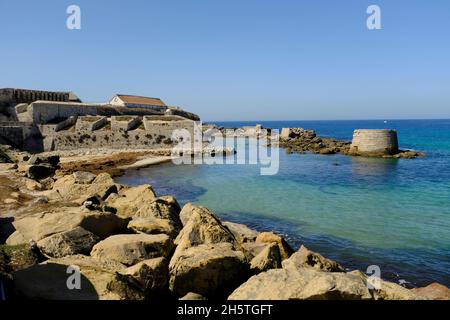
282, 245, 345, 272
128, 217, 179, 238
169, 243, 249, 298
73, 171, 97, 184
411, 282, 450, 300
108, 184, 157, 218
13, 255, 133, 300
52, 173, 118, 205
255, 232, 294, 260
250, 243, 282, 272
179, 292, 207, 300
229, 268, 373, 300
223, 221, 259, 243
5, 230, 27, 245
171, 204, 237, 265
25, 178, 43, 191
91, 234, 174, 266
374, 279, 424, 300
37, 227, 100, 258
9, 206, 127, 242
241, 242, 271, 261
117, 257, 169, 297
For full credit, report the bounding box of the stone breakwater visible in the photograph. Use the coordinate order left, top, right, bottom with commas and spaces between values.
278, 128, 425, 158
1, 165, 448, 300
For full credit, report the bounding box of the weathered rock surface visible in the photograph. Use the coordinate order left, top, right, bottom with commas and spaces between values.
179, 292, 207, 300
37, 227, 100, 258
128, 217, 178, 238
229, 262, 424, 301
250, 242, 282, 272
171, 203, 237, 264
255, 232, 294, 260
91, 234, 174, 266
411, 282, 450, 300
169, 243, 249, 298
51, 172, 118, 205
107, 184, 157, 218
126, 197, 182, 238
229, 267, 373, 300
13, 255, 134, 300
73, 171, 97, 184
116, 257, 169, 297
223, 221, 259, 244
8, 206, 127, 243
282, 245, 345, 272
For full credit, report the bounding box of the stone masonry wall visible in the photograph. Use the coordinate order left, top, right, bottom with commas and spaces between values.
43, 117, 197, 151
349, 129, 399, 155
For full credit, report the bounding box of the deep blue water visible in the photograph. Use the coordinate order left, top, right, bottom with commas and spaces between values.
116, 119, 450, 287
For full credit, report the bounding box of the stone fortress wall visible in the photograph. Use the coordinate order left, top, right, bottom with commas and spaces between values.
0, 90, 200, 152
42, 115, 196, 152
349, 129, 399, 155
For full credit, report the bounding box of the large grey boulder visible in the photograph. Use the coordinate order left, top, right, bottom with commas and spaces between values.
169, 243, 249, 298
7, 206, 127, 244
37, 227, 100, 258
282, 245, 345, 272
13, 255, 133, 300
91, 234, 174, 266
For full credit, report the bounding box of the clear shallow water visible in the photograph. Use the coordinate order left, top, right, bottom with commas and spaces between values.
116, 120, 450, 287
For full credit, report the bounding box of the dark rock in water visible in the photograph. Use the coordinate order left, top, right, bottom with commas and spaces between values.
27, 164, 56, 180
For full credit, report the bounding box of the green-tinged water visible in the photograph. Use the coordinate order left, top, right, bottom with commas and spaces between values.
116, 120, 450, 287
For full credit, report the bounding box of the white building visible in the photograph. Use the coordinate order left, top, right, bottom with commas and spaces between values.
109, 94, 168, 112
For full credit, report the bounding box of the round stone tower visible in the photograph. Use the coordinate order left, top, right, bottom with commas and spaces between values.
349, 129, 399, 156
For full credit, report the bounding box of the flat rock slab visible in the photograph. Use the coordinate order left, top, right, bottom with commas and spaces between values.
91, 234, 174, 266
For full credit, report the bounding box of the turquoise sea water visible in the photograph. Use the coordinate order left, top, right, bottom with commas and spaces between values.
116, 120, 450, 287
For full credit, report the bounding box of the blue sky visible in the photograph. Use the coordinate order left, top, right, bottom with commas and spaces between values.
1, 0, 449, 121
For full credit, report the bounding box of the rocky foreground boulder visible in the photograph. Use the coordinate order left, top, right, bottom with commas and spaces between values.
169, 243, 249, 298
91, 234, 174, 266
6, 206, 127, 245
229, 247, 422, 300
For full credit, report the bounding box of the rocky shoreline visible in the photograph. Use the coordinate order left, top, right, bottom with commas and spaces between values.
0, 155, 449, 300
277, 128, 425, 158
